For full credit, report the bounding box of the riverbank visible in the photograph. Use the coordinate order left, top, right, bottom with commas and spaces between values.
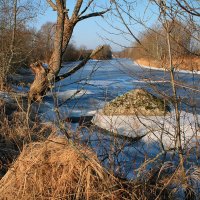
135, 57, 200, 73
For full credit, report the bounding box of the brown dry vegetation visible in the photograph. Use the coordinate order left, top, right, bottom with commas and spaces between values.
0, 134, 180, 200
0, 136, 126, 200
135, 56, 200, 71
1, 137, 199, 200
0, 87, 198, 200
0, 100, 55, 179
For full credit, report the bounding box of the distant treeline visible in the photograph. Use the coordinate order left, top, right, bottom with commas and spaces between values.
63, 44, 112, 62
117, 20, 200, 62
0, 15, 112, 83
0, 20, 112, 66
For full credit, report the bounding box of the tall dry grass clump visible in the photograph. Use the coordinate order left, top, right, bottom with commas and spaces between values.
0, 99, 54, 179
0, 136, 126, 200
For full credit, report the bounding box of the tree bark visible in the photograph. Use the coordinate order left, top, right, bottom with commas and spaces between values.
47, 2, 65, 82
28, 62, 47, 102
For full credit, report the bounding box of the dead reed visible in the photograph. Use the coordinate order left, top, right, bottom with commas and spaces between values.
0, 136, 127, 200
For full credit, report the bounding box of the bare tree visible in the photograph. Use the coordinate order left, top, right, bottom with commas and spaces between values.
28, 0, 110, 102
37, 22, 55, 62
0, 0, 43, 87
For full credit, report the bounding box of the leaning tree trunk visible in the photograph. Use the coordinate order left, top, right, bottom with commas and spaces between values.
29, 1, 64, 101
28, 19, 74, 102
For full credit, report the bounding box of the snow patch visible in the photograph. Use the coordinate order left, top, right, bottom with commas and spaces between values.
92, 110, 199, 149
135, 62, 200, 74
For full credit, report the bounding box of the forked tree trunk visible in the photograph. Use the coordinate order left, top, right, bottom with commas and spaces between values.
28, 0, 109, 102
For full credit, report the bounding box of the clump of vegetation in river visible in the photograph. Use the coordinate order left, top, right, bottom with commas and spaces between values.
92, 45, 112, 60
103, 89, 170, 116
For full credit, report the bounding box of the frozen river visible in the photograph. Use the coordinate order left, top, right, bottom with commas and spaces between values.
38, 58, 200, 121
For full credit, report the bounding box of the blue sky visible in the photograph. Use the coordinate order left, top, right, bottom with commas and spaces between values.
35, 1, 159, 51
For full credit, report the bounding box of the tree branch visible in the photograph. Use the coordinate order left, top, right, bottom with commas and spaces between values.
113, 0, 141, 45
72, 0, 83, 19
56, 46, 104, 81
175, 0, 200, 17
47, 0, 57, 11
55, 0, 65, 13
79, 0, 94, 16
77, 9, 110, 22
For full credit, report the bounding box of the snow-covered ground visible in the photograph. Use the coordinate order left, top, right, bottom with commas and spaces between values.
135, 61, 200, 75
90, 108, 200, 185
92, 109, 200, 150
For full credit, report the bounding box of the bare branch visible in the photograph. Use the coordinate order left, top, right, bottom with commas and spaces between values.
79, 0, 94, 16
112, 0, 141, 45
47, 0, 57, 11
175, 0, 200, 17
56, 46, 104, 81
78, 9, 110, 22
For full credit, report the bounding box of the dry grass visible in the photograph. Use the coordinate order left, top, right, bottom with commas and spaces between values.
0, 101, 55, 179
2, 132, 197, 200
0, 136, 128, 200
135, 56, 200, 71
1, 127, 198, 200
